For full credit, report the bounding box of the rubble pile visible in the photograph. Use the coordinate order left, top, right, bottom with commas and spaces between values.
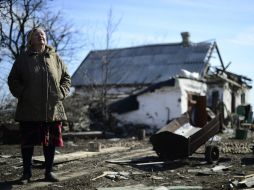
0, 109, 16, 126
63, 94, 91, 132
219, 142, 253, 154
0, 99, 19, 144
0, 98, 17, 126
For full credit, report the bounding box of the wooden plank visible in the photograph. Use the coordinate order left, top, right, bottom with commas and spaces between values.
239, 176, 254, 187
106, 160, 133, 164
97, 185, 203, 190
62, 131, 103, 139
135, 161, 166, 166
244, 174, 254, 179
105, 148, 156, 165
33, 146, 128, 164
63, 131, 103, 136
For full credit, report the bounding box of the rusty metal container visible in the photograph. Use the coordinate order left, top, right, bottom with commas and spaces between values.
150, 113, 220, 162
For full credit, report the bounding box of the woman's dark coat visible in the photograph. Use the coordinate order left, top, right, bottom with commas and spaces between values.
8, 45, 71, 122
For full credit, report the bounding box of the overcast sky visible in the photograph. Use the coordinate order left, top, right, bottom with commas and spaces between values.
49, 0, 254, 103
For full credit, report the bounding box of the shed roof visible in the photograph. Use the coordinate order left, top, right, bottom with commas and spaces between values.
72, 41, 216, 87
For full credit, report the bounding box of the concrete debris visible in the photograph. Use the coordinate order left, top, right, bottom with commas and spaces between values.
238, 174, 254, 188
222, 128, 235, 138
108, 138, 121, 142
226, 173, 254, 188
188, 164, 231, 175
208, 135, 222, 142
3, 172, 12, 176
176, 172, 190, 179
88, 141, 101, 152
188, 168, 215, 176
0, 155, 12, 158
66, 141, 78, 147
219, 142, 252, 154
150, 175, 164, 180
211, 165, 232, 172
12, 166, 22, 169
92, 171, 130, 181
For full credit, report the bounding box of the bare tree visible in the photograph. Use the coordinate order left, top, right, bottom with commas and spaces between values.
0, 0, 85, 108
99, 8, 121, 120
40, 10, 83, 61
0, 0, 84, 108
0, 0, 82, 63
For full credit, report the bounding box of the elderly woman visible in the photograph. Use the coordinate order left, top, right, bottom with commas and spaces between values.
8, 27, 71, 183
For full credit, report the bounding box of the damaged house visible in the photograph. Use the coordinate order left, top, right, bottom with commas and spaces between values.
108, 76, 208, 128
71, 32, 252, 129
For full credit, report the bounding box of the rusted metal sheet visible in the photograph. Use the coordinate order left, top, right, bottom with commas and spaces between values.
188, 114, 220, 154
150, 113, 220, 160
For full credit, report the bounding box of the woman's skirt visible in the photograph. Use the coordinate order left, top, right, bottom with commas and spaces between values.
20, 121, 64, 147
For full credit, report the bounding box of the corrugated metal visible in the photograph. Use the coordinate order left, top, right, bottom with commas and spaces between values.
72, 42, 214, 86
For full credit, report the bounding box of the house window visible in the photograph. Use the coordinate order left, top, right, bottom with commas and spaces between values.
241, 93, 245, 104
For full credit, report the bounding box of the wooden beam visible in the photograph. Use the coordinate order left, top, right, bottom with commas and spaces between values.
216, 74, 242, 88
33, 147, 128, 164
62, 131, 104, 139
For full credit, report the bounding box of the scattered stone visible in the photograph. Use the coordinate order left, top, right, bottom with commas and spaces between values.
0, 155, 12, 158
88, 141, 101, 152
150, 175, 164, 180
66, 141, 78, 147
211, 165, 232, 172
219, 142, 252, 154
92, 171, 130, 181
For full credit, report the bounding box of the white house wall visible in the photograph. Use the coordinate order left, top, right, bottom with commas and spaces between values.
243, 88, 251, 104
224, 85, 251, 113
206, 83, 231, 116
234, 87, 251, 107
114, 78, 207, 129
115, 87, 181, 128
223, 84, 232, 114
207, 82, 251, 116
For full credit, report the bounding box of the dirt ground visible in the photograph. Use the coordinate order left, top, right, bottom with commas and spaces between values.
1, 129, 254, 190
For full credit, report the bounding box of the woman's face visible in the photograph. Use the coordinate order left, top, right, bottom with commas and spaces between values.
30, 29, 47, 48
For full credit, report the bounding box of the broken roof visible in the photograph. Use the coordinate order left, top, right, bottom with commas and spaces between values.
71, 40, 217, 87
216, 68, 252, 88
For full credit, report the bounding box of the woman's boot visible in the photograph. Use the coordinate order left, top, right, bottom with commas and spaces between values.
43, 146, 59, 182
20, 146, 34, 184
